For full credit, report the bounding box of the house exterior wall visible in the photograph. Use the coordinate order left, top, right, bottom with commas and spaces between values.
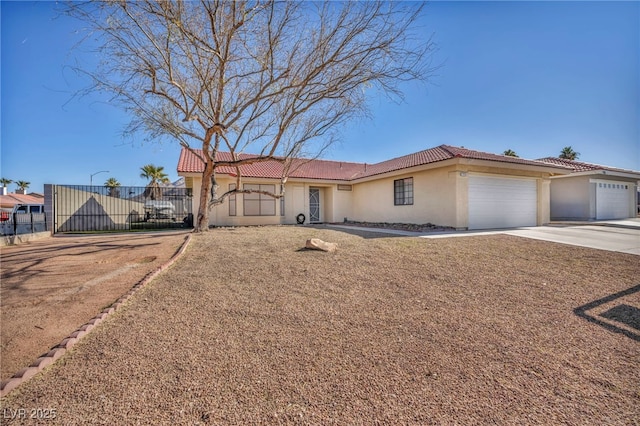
182, 160, 557, 229
184, 174, 354, 227
549, 175, 592, 220
349, 164, 551, 229
350, 166, 459, 228
549, 175, 639, 220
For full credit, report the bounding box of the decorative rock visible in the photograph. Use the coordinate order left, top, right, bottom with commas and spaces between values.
30, 356, 53, 369
70, 330, 87, 339
46, 348, 66, 360
1, 378, 22, 396
305, 238, 337, 253
57, 338, 77, 349
14, 367, 39, 380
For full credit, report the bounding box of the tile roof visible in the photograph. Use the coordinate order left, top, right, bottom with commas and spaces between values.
537, 157, 640, 175
177, 148, 365, 180
359, 145, 566, 177
177, 144, 569, 181
0, 193, 45, 209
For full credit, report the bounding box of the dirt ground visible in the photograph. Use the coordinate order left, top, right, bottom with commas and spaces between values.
0, 231, 190, 381
1, 225, 639, 424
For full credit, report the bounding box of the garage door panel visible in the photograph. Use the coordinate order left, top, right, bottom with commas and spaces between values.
596, 181, 631, 220
468, 176, 537, 230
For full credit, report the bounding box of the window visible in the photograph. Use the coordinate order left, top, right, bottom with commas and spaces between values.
229, 184, 236, 216
244, 184, 276, 216
394, 177, 414, 205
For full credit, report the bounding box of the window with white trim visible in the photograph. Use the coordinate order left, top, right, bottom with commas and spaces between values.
394, 177, 414, 205
244, 184, 276, 216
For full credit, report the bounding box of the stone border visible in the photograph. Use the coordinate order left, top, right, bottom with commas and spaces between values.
0, 233, 192, 397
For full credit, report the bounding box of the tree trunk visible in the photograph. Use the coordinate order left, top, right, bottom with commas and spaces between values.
195, 159, 215, 232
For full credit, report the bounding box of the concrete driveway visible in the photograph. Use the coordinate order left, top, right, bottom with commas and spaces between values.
421, 219, 640, 255
505, 224, 640, 255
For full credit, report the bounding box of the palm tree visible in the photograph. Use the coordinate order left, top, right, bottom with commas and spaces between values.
503, 149, 518, 157
559, 146, 580, 160
104, 177, 121, 197
15, 180, 30, 193
140, 164, 170, 200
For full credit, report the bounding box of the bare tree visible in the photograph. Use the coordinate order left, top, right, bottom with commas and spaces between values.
67, 1, 437, 232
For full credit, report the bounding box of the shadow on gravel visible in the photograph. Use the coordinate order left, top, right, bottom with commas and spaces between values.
574, 284, 640, 342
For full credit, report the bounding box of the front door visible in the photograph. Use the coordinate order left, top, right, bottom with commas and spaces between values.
309, 188, 321, 223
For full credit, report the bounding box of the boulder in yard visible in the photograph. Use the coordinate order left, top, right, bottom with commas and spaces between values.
305, 238, 337, 253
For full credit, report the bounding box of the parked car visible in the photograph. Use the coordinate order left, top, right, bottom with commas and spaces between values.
0, 204, 45, 221
144, 200, 177, 221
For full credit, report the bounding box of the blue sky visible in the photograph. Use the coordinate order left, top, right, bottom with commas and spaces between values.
1, 1, 639, 193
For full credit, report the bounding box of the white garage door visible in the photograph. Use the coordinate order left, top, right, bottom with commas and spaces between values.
468, 175, 537, 230
596, 181, 631, 220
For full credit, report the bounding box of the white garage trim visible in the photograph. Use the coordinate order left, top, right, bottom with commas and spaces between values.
591, 179, 633, 220
468, 175, 537, 230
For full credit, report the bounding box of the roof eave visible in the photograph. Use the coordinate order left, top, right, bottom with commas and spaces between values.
351, 158, 459, 183
457, 158, 572, 175
550, 169, 640, 180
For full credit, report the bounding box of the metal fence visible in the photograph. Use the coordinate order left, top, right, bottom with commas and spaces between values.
48, 184, 194, 233
0, 213, 47, 236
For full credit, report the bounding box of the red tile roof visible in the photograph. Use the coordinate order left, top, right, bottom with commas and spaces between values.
177, 148, 365, 180
537, 157, 640, 175
177, 144, 569, 181
359, 145, 566, 177
0, 193, 45, 209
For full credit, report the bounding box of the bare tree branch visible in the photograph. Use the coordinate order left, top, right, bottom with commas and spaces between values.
65, 0, 437, 231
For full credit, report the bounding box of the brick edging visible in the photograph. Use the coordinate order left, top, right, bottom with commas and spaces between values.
0, 233, 193, 398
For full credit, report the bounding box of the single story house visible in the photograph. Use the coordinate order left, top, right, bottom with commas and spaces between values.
178, 144, 573, 230
0, 192, 45, 211
537, 157, 640, 221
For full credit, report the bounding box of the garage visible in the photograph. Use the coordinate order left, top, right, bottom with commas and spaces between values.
595, 180, 632, 220
468, 175, 537, 230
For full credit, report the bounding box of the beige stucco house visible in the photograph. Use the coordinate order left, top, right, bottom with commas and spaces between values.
178, 144, 573, 230
537, 157, 640, 221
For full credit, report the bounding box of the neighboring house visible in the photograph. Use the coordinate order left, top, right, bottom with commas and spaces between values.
0, 192, 45, 211
178, 144, 571, 230
537, 157, 640, 221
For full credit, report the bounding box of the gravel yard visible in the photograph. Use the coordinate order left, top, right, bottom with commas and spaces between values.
0, 232, 189, 382
1, 225, 638, 424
